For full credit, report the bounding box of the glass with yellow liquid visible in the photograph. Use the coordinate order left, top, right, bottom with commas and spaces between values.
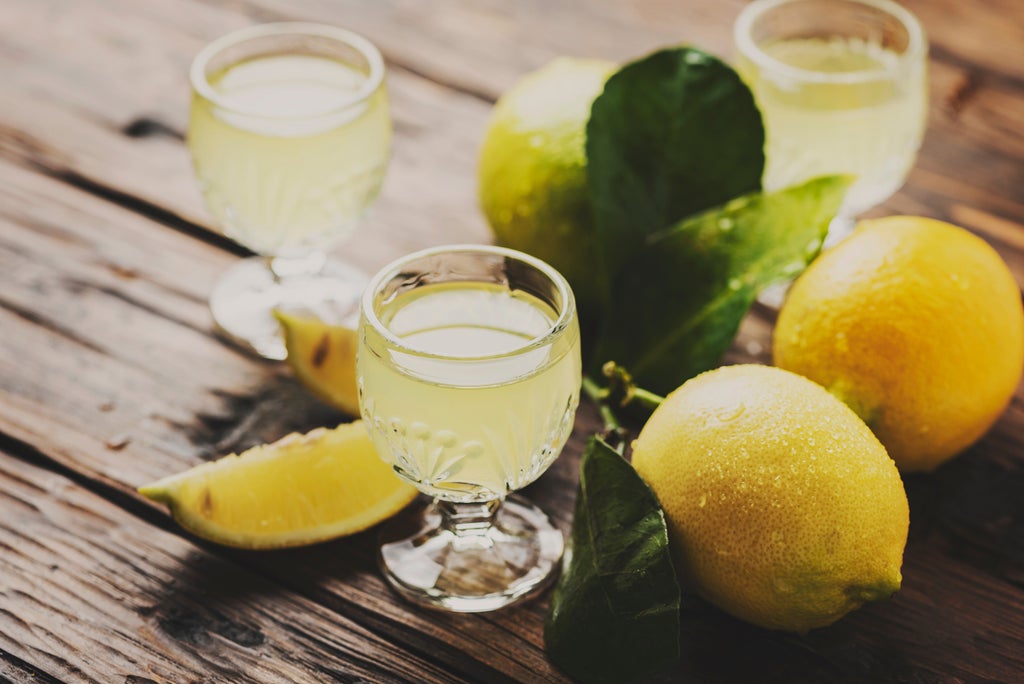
188, 23, 391, 359
734, 0, 927, 244
358, 245, 581, 612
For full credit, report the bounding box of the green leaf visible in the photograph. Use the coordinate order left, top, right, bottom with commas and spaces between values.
545, 437, 680, 684
586, 47, 764, 285
592, 175, 852, 394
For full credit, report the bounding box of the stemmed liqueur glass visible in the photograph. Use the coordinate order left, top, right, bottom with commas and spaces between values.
734, 0, 928, 246
357, 245, 582, 612
188, 23, 391, 359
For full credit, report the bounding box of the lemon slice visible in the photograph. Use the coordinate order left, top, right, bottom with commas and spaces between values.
139, 422, 417, 549
275, 310, 360, 417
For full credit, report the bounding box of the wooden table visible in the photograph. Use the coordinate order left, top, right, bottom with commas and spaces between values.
2, 0, 1022, 681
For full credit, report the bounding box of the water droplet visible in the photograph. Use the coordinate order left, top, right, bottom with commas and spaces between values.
716, 404, 746, 422
774, 578, 795, 594
685, 51, 707, 65
782, 260, 804, 276
698, 494, 707, 508
728, 277, 743, 291
718, 217, 734, 231
949, 273, 970, 291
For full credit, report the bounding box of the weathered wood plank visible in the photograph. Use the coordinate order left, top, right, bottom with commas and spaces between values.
231, 0, 1024, 250
241, 0, 1024, 95
0, 0, 491, 271
0, 0, 1022, 681
0, 157, 573, 682
0, 445, 472, 684
4, 0, 1024, 257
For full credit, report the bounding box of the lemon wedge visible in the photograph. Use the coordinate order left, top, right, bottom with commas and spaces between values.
139, 422, 417, 549
275, 310, 360, 417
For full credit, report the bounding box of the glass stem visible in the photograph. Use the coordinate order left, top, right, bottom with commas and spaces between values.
823, 214, 857, 249
436, 499, 501, 539
266, 251, 327, 283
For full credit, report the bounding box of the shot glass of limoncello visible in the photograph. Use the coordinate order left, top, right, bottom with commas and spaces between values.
357, 245, 582, 612
734, 0, 927, 245
188, 23, 391, 359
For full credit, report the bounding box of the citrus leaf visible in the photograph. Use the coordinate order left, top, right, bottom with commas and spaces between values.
586, 47, 764, 286
544, 437, 680, 684
592, 175, 852, 394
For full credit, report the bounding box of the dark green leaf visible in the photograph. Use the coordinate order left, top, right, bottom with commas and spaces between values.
592, 175, 852, 394
545, 437, 680, 684
586, 47, 764, 285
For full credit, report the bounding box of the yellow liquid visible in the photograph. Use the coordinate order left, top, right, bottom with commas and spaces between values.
737, 37, 926, 215
188, 54, 391, 255
358, 282, 581, 503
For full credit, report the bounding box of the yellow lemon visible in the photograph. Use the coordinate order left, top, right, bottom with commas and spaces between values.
478, 57, 616, 316
139, 422, 417, 548
774, 216, 1024, 472
276, 310, 360, 417
632, 364, 908, 633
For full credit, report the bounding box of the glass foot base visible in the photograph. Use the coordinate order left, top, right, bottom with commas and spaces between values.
209, 256, 366, 360
379, 495, 564, 613
822, 214, 856, 249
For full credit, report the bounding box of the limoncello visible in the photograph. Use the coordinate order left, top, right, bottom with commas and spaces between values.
188, 53, 390, 256
358, 281, 581, 503
737, 36, 927, 216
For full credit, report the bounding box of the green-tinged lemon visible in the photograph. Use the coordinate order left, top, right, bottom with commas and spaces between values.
275, 310, 360, 417
139, 422, 417, 549
774, 216, 1024, 472
478, 57, 616, 315
632, 364, 909, 633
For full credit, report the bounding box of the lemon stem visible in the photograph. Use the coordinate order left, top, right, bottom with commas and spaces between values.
582, 375, 626, 453
600, 362, 665, 412
630, 387, 665, 411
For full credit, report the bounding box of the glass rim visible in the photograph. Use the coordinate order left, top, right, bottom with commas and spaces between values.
361, 244, 577, 362
189, 22, 386, 119
733, 0, 927, 85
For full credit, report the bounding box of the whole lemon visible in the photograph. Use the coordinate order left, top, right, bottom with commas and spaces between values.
632, 364, 908, 633
478, 57, 616, 316
774, 216, 1024, 472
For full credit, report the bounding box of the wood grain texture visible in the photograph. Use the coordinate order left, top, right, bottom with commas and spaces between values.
0, 0, 1022, 681
0, 156, 575, 682
0, 444, 496, 684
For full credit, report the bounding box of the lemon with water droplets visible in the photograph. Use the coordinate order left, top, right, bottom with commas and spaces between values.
478, 57, 616, 316
774, 216, 1024, 472
632, 364, 908, 633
